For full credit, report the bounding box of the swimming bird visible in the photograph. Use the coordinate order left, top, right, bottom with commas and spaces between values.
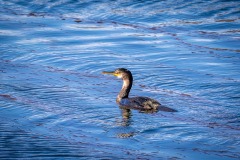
102, 68, 177, 112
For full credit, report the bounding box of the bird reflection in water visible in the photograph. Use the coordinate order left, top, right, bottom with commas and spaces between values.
117, 108, 135, 138
120, 108, 132, 126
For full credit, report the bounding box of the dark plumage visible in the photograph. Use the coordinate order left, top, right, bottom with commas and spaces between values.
102, 68, 177, 112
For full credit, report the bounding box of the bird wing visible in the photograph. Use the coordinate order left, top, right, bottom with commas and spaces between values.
120, 97, 177, 112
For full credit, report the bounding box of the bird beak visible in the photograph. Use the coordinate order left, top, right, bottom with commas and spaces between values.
102, 71, 118, 77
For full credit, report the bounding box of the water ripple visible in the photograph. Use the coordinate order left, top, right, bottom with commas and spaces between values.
1, 0, 240, 159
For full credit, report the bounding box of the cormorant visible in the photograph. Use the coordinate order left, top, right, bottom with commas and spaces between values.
102, 68, 177, 112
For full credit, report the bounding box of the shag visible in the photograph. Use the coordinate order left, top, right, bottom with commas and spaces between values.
102, 68, 177, 112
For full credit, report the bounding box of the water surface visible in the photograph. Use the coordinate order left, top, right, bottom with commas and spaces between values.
0, 0, 240, 159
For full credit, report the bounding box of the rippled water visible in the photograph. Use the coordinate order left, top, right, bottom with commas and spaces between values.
1, 0, 240, 159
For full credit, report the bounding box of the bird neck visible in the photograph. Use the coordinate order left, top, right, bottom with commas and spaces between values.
116, 76, 133, 103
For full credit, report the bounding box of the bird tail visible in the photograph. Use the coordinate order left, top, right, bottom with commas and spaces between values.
157, 105, 177, 112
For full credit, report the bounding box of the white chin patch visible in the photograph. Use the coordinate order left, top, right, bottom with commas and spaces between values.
117, 75, 122, 79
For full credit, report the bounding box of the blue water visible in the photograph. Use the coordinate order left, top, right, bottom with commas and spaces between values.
0, 0, 240, 159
